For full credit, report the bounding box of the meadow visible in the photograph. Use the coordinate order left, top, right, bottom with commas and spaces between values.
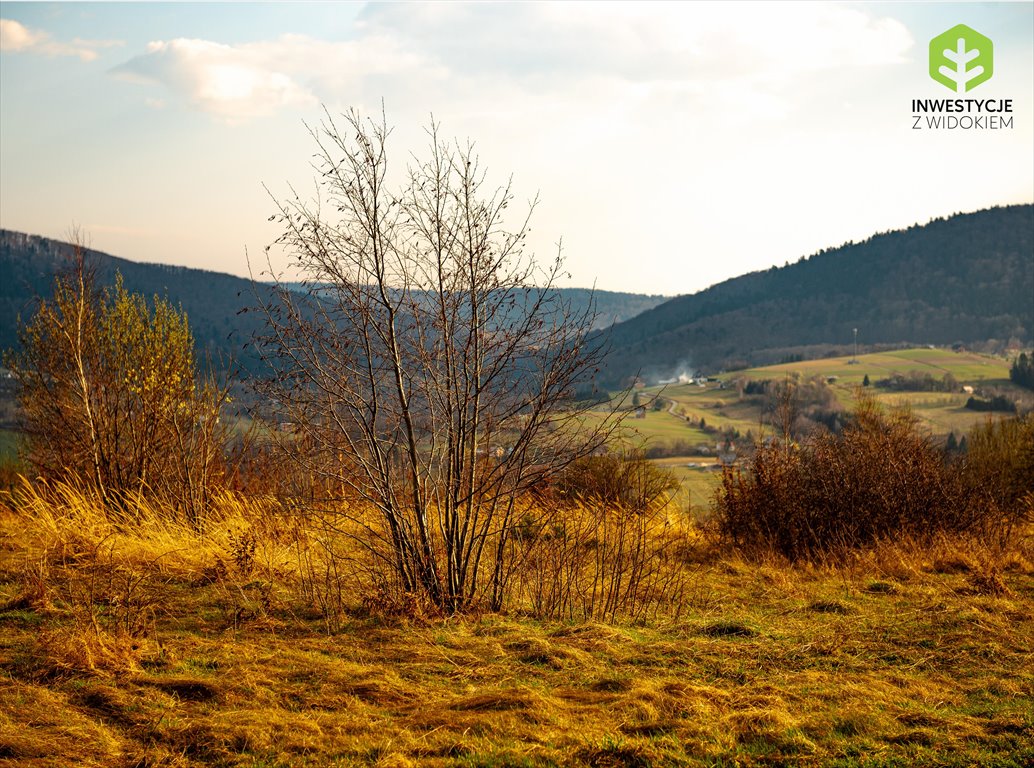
1, 483, 1031, 768
640, 348, 1015, 443
2, 272, 1031, 768
589, 349, 1025, 509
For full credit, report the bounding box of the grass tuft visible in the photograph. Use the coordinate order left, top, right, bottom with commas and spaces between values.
701, 620, 757, 638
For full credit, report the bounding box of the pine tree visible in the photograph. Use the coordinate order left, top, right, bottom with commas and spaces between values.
1010, 352, 1034, 390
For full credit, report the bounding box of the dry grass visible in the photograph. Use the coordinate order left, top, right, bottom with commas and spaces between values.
0, 481, 1032, 766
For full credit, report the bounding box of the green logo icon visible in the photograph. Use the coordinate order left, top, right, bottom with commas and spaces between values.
930, 24, 993, 93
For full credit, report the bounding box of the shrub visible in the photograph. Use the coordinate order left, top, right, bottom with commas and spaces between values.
7, 242, 233, 525
712, 397, 992, 560
514, 452, 688, 621
554, 450, 679, 514
965, 394, 1016, 413
964, 414, 1034, 537
255, 109, 617, 614
514, 499, 692, 622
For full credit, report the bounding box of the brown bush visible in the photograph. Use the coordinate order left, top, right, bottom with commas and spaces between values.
964, 414, 1034, 540
514, 499, 691, 623
554, 450, 679, 514
712, 397, 998, 560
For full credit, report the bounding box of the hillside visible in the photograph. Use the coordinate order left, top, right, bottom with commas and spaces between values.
0, 231, 667, 365
0, 231, 268, 369
4, 205, 1031, 389
591, 346, 1030, 508
648, 347, 1022, 443
278, 281, 668, 332
598, 205, 1034, 385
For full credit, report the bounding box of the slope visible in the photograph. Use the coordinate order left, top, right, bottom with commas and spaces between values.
599, 205, 1033, 384
0, 230, 667, 367
0, 230, 267, 369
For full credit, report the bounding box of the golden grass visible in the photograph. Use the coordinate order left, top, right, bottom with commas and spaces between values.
7, 478, 296, 576
0, 483, 1032, 766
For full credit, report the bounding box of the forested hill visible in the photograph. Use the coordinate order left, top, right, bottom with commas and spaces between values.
0, 231, 268, 368
597, 205, 1034, 385
0, 230, 667, 365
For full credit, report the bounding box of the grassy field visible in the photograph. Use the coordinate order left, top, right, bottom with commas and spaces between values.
649, 456, 722, 516
582, 408, 715, 449
728, 348, 1010, 387
1, 495, 1031, 768
597, 348, 1024, 461
582, 348, 1026, 510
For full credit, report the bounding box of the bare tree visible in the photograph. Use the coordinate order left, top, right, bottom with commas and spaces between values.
255, 108, 622, 613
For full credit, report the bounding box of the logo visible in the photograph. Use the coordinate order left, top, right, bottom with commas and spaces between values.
929, 24, 993, 93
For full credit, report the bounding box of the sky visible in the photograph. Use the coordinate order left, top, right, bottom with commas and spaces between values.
1, 1, 1032, 296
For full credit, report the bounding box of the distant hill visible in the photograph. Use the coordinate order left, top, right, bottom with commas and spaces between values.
0, 231, 667, 368
5, 205, 1031, 389
0, 231, 268, 370
597, 205, 1034, 385
276, 281, 667, 332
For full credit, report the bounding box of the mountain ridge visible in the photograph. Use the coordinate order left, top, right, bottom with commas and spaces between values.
0, 230, 668, 365
596, 204, 1033, 384
3, 205, 1031, 385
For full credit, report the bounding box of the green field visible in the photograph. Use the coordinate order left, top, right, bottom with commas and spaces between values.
583, 407, 713, 445
587, 348, 1026, 496
619, 348, 1020, 448
730, 347, 1009, 386
650, 456, 722, 515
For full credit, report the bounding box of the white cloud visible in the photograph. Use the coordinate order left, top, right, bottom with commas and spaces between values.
109, 3, 911, 123
112, 33, 438, 121
0, 18, 120, 61
356, 1, 912, 84
113, 38, 317, 120
0, 18, 41, 51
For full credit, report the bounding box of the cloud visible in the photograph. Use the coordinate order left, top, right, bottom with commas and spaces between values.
1, 5, 913, 128
113, 38, 316, 120
108, 3, 911, 125
112, 33, 437, 121
0, 18, 120, 61
0, 18, 42, 51
356, 2, 913, 85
